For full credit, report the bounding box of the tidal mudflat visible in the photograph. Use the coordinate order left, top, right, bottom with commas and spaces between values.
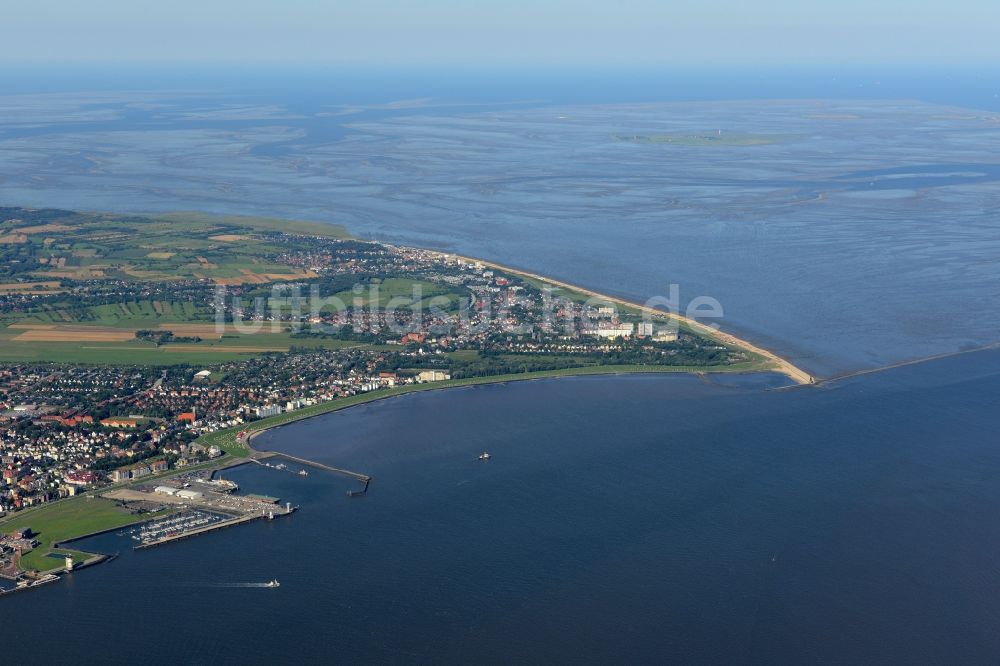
1, 96, 998, 375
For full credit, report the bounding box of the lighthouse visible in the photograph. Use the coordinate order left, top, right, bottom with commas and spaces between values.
64, 555, 74, 572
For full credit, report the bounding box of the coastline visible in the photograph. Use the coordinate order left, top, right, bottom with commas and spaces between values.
212, 244, 815, 458
241, 364, 751, 451
440, 251, 816, 386
0, 227, 813, 590
201, 361, 779, 460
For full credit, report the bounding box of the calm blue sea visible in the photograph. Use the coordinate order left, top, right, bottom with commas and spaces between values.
6, 352, 1000, 664
3, 67, 1000, 663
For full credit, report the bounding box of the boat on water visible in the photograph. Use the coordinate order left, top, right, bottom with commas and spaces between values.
479, 452, 491, 461
265, 579, 280, 588
297, 469, 308, 476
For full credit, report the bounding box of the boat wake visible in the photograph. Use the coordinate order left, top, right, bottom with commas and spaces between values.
182, 581, 280, 589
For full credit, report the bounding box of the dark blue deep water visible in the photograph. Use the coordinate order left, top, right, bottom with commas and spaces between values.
7, 350, 1000, 664
4, 67, 1000, 663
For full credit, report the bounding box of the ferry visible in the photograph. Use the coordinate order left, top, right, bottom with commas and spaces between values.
265, 579, 280, 588
479, 452, 491, 461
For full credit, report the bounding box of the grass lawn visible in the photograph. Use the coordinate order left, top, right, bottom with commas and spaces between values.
0, 497, 168, 572
19, 548, 93, 573
445, 350, 481, 361
330, 278, 464, 310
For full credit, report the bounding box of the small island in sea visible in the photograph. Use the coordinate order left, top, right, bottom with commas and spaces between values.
0, 207, 811, 594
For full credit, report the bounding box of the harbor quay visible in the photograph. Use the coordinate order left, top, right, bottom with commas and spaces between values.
103, 473, 296, 549
2, 447, 367, 596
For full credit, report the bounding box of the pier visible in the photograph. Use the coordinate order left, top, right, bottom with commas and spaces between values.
245, 435, 372, 496
104, 476, 299, 551
263, 453, 371, 496
133, 507, 294, 550
267, 452, 371, 483
347, 478, 371, 497
0, 573, 60, 596
243, 419, 373, 495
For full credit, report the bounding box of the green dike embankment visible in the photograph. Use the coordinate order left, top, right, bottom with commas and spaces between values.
197, 360, 773, 459
443, 252, 816, 386
4, 365, 775, 573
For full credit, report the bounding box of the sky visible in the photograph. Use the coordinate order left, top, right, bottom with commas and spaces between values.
2, 0, 999, 66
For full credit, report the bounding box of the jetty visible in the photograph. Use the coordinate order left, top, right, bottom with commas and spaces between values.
261, 453, 371, 496
266, 452, 370, 483
244, 429, 372, 495
347, 478, 371, 497
133, 508, 294, 550
0, 573, 60, 596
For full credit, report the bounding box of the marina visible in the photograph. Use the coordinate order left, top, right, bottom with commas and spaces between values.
133, 511, 291, 550
1, 446, 367, 600
103, 473, 297, 550
128, 510, 233, 547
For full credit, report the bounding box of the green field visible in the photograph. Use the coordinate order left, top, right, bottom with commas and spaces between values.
1, 209, 349, 284
328, 277, 465, 311
0, 321, 369, 364
0, 497, 168, 572
445, 349, 481, 361
13, 299, 204, 327
0, 209, 369, 363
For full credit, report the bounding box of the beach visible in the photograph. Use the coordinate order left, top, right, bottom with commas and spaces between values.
446, 252, 816, 385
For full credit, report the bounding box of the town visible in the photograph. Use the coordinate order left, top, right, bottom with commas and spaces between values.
0, 208, 759, 581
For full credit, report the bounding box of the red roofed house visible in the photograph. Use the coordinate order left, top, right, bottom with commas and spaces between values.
400, 332, 426, 344
64, 470, 98, 486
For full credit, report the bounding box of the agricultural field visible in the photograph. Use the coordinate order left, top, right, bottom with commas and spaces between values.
0, 280, 65, 295
0, 209, 365, 363
10, 298, 204, 327
0, 320, 365, 364
0, 208, 348, 284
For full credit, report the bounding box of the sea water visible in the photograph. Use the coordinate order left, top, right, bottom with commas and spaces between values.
3, 67, 1000, 663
